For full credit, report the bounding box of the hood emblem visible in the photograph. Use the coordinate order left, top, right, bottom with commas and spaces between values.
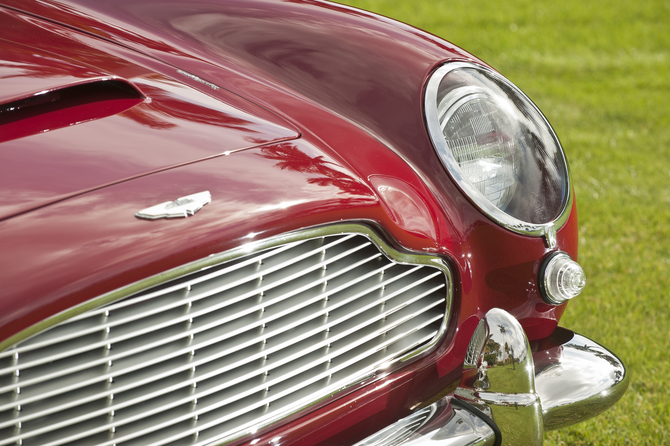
135, 191, 211, 220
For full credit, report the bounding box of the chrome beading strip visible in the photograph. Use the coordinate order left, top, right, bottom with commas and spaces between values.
0, 240, 376, 372
0, 273, 442, 412
1, 223, 451, 351
0, 222, 453, 446
354, 397, 496, 446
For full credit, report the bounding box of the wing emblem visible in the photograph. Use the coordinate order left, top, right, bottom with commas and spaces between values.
135, 191, 211, 220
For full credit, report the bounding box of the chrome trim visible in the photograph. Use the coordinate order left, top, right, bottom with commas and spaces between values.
535, 328, 629, 431
176, 70, 220, 91
0, 222, 453, 446
424, 62, 573, 239
354, 397, 496, 446
455, 309, 543, 445
455, 309, 628, 444
135, 190, 211, 219
357, 314, 628, 446
0, 223, 452, 352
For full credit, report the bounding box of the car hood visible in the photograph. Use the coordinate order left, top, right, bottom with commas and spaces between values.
0, 0, 575, 345
0, 0, 482, 210
0, 12, 299, 220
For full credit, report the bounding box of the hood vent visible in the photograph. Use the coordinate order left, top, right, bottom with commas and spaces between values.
0, 78, 145, 144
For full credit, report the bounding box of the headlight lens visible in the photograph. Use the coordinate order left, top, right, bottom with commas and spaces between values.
440, 90, 519, 210
425, 62, 570, 234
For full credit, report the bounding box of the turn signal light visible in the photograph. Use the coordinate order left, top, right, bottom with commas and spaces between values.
539, 252, 586, 304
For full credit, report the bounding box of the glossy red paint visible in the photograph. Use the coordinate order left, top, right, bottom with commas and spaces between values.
1, 79, 146, 144
254, 375, 398, 446
0, 8, 298, 219
0, 1, 580, 444
241, 326, 468, 446
0, 139, 379, 343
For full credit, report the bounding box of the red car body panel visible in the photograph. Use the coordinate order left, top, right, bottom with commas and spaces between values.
0, 1, 578, 444
0, 8, 299, 219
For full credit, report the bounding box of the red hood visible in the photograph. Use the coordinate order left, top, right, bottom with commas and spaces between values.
0, 0, 577, 348
0, 0, 483, 201
0, 9, 298, 220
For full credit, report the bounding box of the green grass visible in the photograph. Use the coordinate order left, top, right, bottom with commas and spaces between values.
334, 1, 670, 443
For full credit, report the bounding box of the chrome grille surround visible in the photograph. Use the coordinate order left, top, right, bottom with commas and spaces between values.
0, 223, 453, 446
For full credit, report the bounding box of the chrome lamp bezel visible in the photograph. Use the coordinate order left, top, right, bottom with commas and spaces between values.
424, 61, 573, 246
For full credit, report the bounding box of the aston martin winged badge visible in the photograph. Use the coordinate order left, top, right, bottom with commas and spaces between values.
135, 191, 211, 220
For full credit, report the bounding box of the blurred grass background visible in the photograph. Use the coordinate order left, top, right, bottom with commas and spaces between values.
334, 0, 670, 444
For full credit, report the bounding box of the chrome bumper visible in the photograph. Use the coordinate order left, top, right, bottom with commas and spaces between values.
355, 309, 628, 446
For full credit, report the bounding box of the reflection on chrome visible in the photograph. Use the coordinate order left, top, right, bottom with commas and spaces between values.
456, 309, 543, 445
454, 310, 627, 444
354, 397, 495, 446
355, 310, 627, 445
534, 328, 629, 430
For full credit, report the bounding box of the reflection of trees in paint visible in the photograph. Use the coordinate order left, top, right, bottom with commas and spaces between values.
258, 143, 370, 196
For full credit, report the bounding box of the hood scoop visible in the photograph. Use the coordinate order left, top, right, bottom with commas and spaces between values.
0, 16, 299, 221
1, 78, 146, 144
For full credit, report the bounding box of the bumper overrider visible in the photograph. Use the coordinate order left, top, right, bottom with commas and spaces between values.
356, 309, 628, 446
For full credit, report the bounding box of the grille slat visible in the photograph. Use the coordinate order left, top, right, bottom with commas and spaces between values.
0, 239, 313, 360
0, 251, 389, 391
6, 317, 441, 446
0, 237, 373, 370
0, 231, 450, 446
0, 256, 417, 400
30, 318, 442, 446
0, 277, 444, 422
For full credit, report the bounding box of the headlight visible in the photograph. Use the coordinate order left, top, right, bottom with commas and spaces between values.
425, 62, 571, 242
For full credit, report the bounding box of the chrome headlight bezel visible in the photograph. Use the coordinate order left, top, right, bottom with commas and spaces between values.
424, 62, 572, 244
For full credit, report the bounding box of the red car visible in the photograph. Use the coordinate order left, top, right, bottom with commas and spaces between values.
0, 1, 627, 445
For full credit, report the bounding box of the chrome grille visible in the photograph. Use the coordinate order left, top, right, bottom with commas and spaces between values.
0, 229, 449, 446
464, 319, 488, 367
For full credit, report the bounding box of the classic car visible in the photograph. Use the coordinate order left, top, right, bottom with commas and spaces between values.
0, 0, 628, 445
